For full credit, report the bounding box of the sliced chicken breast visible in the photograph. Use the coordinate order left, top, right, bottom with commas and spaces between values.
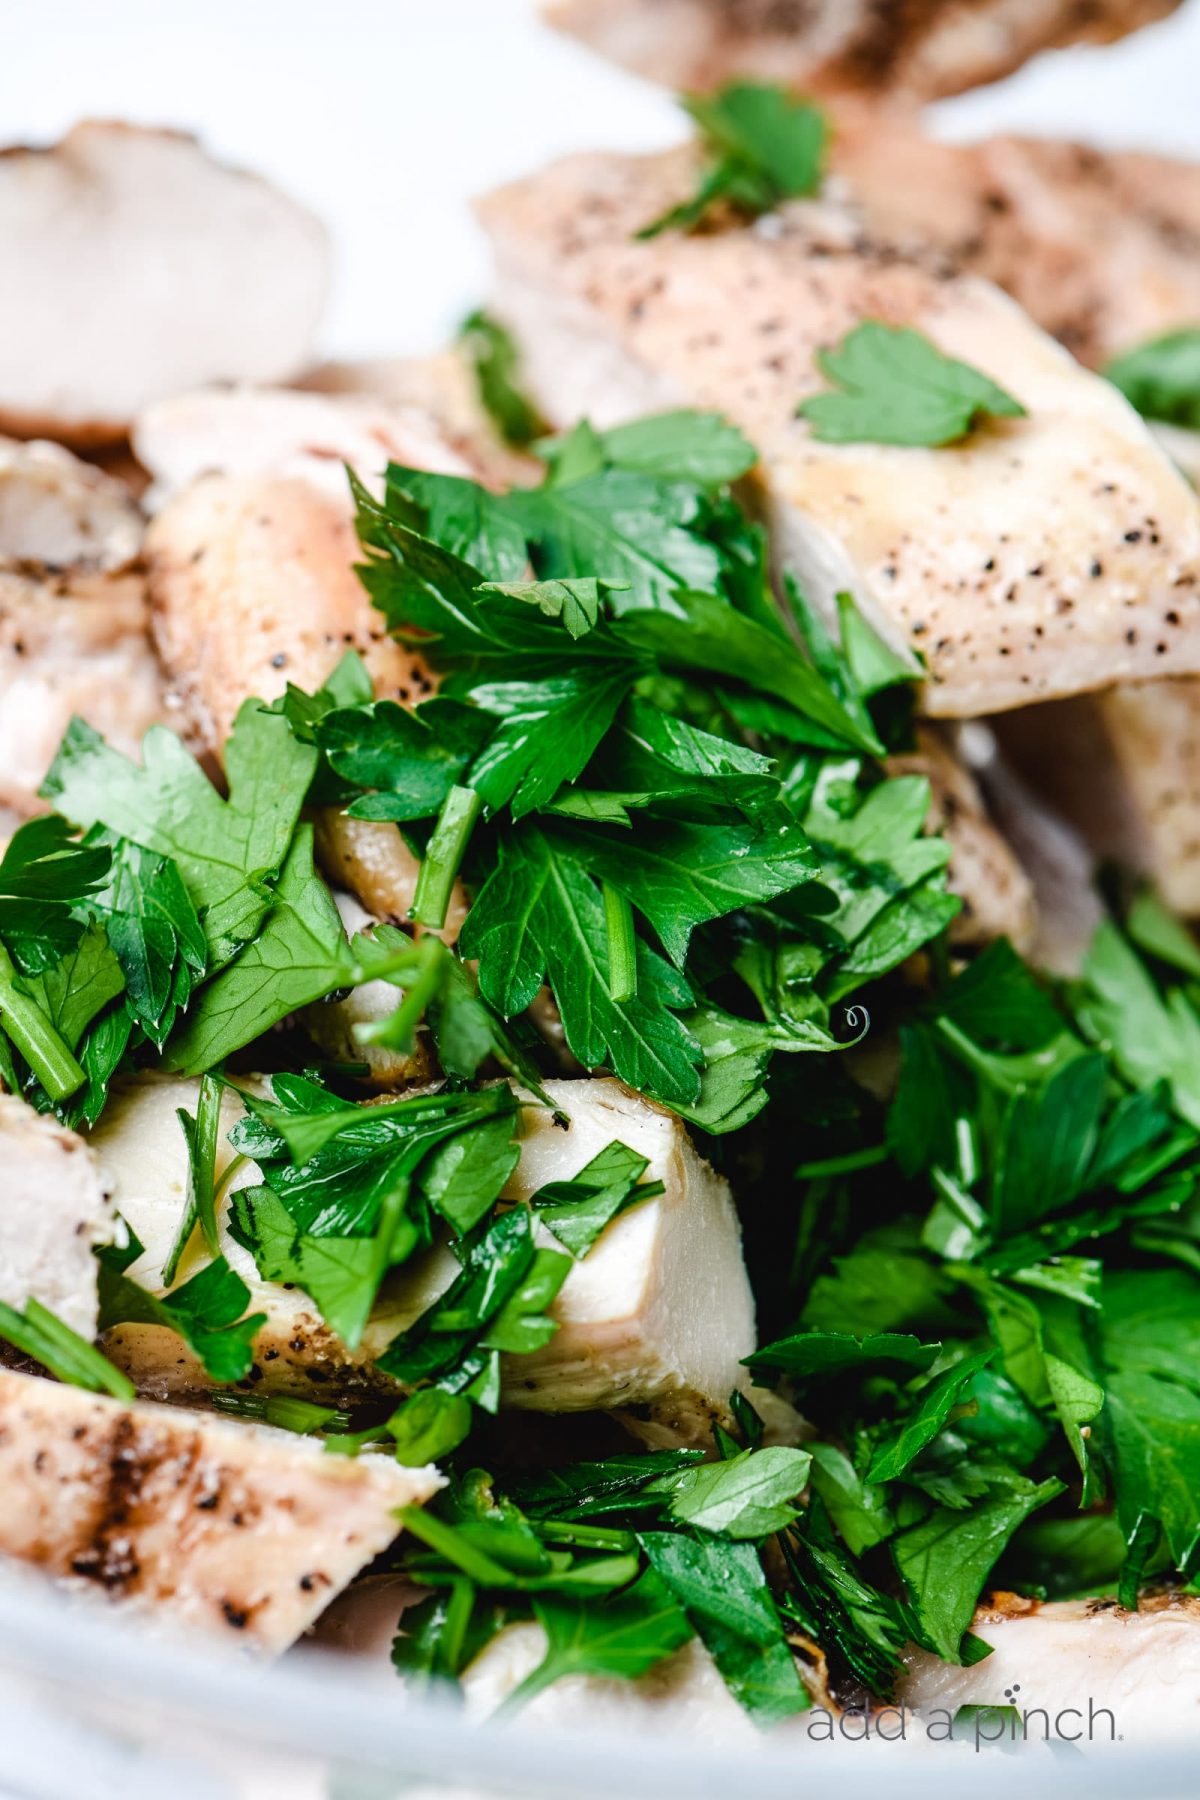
996, 680, 1200, 915
301, 348, 542, 489
0, 1367, 439, 1654
132, 385, 469, 510
0, 1098, 111, 1339
887, 725, 1035, 951
91, 1074, 755, 1439
545, 0, 1180, 102
0, 122, 329, 446
479, 148, 1200, 718
0, 565, 167, 815
830, 112, 1200, 373
146, 474, 431, 757
901, 1595, 1200, 1743
0, 437, 142, 570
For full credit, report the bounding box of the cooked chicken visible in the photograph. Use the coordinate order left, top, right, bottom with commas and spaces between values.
132, 385, 469, 509
301, 347, 542, 489
0, 123, 328, 446
92, 1074, 755, 1439
146, 474, 431, 757
0, 1098, 111, 1339
901, 1594, 1200, 1743
312, 812, 468, 942
0, 1367, 439, 1653
0, 437, 142, 570
959, 725, 1104, 977
887, 725, 1036, 951
545, 0, 1180, 102
995, 680, 1200, 916
464, 1622, 755, 1736
0, 565, 167, 815
1151, 423, 1200, 490
479, 148, 1200, 718
830, 111, 1200, 372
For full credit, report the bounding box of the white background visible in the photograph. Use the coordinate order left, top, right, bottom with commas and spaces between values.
5, 0, 1200, 360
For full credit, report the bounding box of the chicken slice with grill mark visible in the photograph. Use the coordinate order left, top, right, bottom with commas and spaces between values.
544, 0, 1180, 103
478, 146, 1200, 719
0, 1097, 112, 1340
91, 1074, 755, 1442
0, 1368, 440, 1654
0, 122, 328, 447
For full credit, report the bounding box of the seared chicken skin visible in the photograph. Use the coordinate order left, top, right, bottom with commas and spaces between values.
0, 123, 328, 446
545, 0, 1180, 103
0, 1368, 439, 1654
478, 147, 1200, 720
91, 1074, 755, 1440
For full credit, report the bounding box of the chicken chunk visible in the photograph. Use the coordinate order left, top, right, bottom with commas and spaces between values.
0, 1098, 111, 1339
301, 347, 542, 489
0, 436, 142, 570
479, 148, 1200, 718
995, 680, 1200, 916
312, 811, 468, 943
830, 110, 1200, 372
132, 385, 469, 510
146, 473, 432, 756
887, 726, 1035, 952
901, 1594, 1200, 1744
0, 122, 328, 446
545, 0, 1180, 103
0, 566, 166, 815
92, 1074, 755, 1439
0, 1368, 439, 1654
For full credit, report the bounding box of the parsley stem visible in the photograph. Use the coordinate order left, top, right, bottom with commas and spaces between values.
602, 882, 638, 1004
794, 1145, 888, 1180
359, 935, 447, 1053
411, 785, 482, 930
0, 942, 85, 1103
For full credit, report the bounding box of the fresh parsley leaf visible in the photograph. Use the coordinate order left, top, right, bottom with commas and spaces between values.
639, 84, 826, 239
662, 1446, 812, 1540
866, 1350, 994, 1482
530, 1139, 664, 1259
798, 323, 1026, 447
541, 412, 757, 487
460, 309, 547, 447
496, 1571, 693, 1718
44, 702, 316, 966
96, 1226, 266, 1384
1106, 328, 1200, 430
639, 1530, 811, 1724
81, 832, 207, 1047
747, 1329, 940, 1384
164, 826, 354, 1075
0, 815, 111, 974
460, 824, 702, 1107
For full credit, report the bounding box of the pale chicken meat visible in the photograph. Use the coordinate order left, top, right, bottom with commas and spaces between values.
545, 0, 1180, 102
829, 110, 1200, 372
0, 437, 142, 570
901, 1595, 1200, 1743
0, 122, 329, 446
887, 724, 1036, 951
91, 1074, 756, 1440
996, 680, 1200, 916
0, 565, 166, 815
146, 474, 432, 758
132, 384, 469, 509
478, 147, 1200, 718
0, 1368, 439, 1654
301, 346, 542, 489
0, 1098, 111, 1339
0, 436, 164, 814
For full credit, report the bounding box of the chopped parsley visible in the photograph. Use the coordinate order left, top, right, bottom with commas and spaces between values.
639, 83, 827, 239
1106, 327, 1200, 431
